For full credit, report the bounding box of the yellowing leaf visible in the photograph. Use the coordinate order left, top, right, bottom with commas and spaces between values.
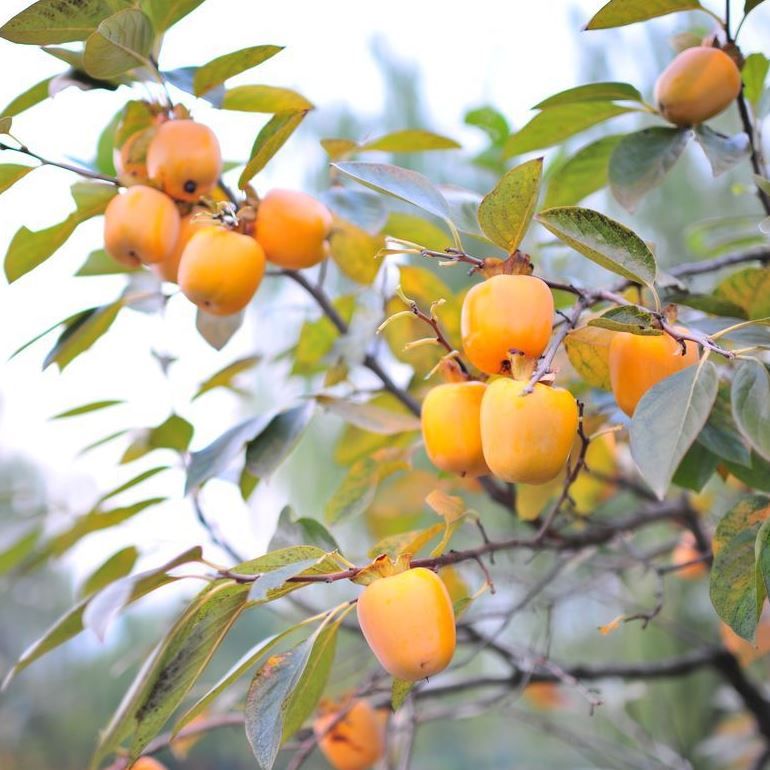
328, 219, 385, 284
598, 614, 625, 635
425, 489, 466, 522
564, 324, 614, 390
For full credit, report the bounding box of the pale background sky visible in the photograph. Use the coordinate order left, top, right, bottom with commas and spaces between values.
0, 0, 767, 598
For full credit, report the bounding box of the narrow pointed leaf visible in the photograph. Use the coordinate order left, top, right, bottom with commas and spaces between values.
732, 359, 770, 461
239, 111, 308, 188
586, 0, 703, 30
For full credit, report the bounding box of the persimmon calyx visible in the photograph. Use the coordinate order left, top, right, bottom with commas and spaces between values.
478, 250, 534, 279
352, 553, 412, 586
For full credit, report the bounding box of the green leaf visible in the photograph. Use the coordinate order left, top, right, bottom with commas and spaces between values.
503, 103, 634, 157
630, 359, 718, 499
0, 164, 34, 196
3, 547, 201, 691
51, 399, 123, 419
244, 403, 315, 479
694, 125, 750, 177
464, 105, 510, 146
172, 619, 319, 737
535, 206, 657, 287
698, 387, 752, 467
239, 111, 308, 188
185, 416, 269, 493
0, 527, 41, 574
745, 0, 767, 16
322, 188, 388, 234
291, 296, 355, 376
544, 135, 623, 208
756, 518, 770, 605
43, 301, 124, 370
83, 9, 153, 79
716, 268, 770, 320
94, 581, 248, 765
222, 85, 313, 113
5, 182, 116, 282
662, 289, 746, 318
564, 325, 614, 390
195, 308, 244, 350
392, 679, 413, 710
97, 466, 169, 504
248, 558, 326, 603
742, 53, 769, 109
608, 127, 690, 212
726, 452, 770, 492
672, 440, 718, 491
140, 0, 205, 32
710, 495, 770, 641
245, 616, 341, 770
477, 158, 542, 251
76, 248, 138, 276
333, 161, 451, 223
324, 449, 409, 525
0, 0, 130, 44
268, 506, 339, 553
315, 395, 421, 435
586, 0, 703, 30
83, 548, 202, 642
359, 129, 460, 153
193, 44, 283, 95
193, 355, 261, 400
588, 305, 663, 335
79, 546, 139, 598
0, 77, 53, 118
732, 359, 770, 462
534, 82, 643, 108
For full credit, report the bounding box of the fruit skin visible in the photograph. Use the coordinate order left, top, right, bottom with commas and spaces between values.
313, 699, 385, 770
178, 227, 265, 316
654, 46, 742, 126
147, 120, 222, 202
480, 378, 578, 485
152, 211, 209, 283
356, 567, 456, 681
421, 381, 489, 478
104, 185, 180, 267
461, 274, 554, 375
524, 682, 567, 711
114, 127, 155, 186
129, 758, 167, 770
671, 532, 708, 580
255, 189, 333, 269
609, 331, 699, 417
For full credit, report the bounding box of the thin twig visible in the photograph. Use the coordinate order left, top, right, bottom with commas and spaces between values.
0, 141, 120, 185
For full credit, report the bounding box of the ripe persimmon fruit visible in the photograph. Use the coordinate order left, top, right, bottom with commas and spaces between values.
178, 227, 265, 316
671, 532, 708, 580
608, 330, 699, 417
128, 758, 167, 770
114, 127, 155, 185
313, 699, 385, 770
147, 119, 222, 202
357, 567, 456, 681
461, 274, 554, 375
152, 210, 209, 283
421, 381, 489, 478
654, 46, 741, 126
480, 378, 578, 485
104, 185, 180, 267
255, 189, 333, 269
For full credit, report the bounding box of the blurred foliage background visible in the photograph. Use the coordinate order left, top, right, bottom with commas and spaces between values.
2, 4, 770, 769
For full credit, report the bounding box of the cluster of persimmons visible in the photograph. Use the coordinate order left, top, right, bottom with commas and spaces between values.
104, 114, 333, 316
122, 44, 742, 770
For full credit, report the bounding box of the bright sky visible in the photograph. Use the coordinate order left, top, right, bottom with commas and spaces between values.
0, 0, 767, 593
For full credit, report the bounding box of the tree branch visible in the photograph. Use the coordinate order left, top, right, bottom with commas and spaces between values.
0, 141, 120, 185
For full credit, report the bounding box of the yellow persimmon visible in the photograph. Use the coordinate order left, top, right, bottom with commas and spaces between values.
178, 227, 265, 316
255, 189, 333, 269
480, 378, 578, 485
421, 381, 489, 478
313, 699, 385, 770
655, 46, 742, 126
524, 682, 567, 711
608, 331, 699, 417
103, 185, 180, 267
671, 531, 708, 580
152, 210, 209, 283
146, 119, 222, 202
357, 567, 456, 681
461, 275, 554, 375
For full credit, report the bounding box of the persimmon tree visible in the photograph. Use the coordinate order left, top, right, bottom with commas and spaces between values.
2, 0, 770, 768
